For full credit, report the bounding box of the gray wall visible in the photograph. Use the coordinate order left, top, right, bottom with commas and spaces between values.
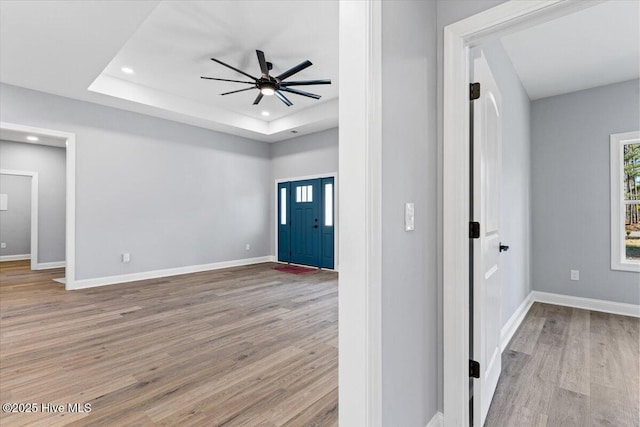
0, 173, 31, 257
0, 83, 271, 281
270, 128, 338, 180
532, 79, 640, 305
473, 40, 533, 327
0, 141, 66, 262
381, 1, 438, 425
436, 0, 509, 412
270, 128, 339, 267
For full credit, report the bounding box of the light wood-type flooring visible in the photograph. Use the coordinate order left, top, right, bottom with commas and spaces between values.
0, 260, 338, 427
485, 302, 640, 427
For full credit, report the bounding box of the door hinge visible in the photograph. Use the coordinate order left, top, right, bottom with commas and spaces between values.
469, 222, 480, 239
469, 360, 480, 378
470, 82, 481, 100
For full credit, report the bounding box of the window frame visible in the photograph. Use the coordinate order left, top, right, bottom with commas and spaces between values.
610, 130, 640, 272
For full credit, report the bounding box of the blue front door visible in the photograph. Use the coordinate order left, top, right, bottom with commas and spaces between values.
278, 177, 334, 269
291, 179, 321, 267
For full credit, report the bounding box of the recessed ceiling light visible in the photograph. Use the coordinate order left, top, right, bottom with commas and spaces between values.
26, 135, 39, 142
121, 66, 135, 75
261, 111, 270, 117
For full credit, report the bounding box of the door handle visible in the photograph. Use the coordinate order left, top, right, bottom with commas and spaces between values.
499, 243, 509, 252
313, 225, 319, 228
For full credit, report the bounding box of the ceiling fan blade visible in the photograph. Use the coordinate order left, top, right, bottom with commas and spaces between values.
220, 87, 256, 96
201, 77, 255, 84
280, 79, 331, 86
253, 93, 264, 105
276, 60, 312, 81
279, 87, 321, 100
210, 57, 257, 81
256, 50, 269, 77
275, 90, 293, 107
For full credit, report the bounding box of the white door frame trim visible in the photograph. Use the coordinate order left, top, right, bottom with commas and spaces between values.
0, 169, 38, 269
273, 172, 338, 270
338, 0, 382, 425
442, 1, 602, 425
0, 122, 76, 289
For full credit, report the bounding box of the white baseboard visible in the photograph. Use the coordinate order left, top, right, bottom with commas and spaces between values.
532, 290, 640, 318
34, 261, 66, 270
0, 254, 31, 262
70, 256, 275, 290
426, 411, 443, 427
500, 291, 534, 352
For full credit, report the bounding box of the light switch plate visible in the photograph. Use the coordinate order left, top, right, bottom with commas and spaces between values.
0, 194, 7, 211
570, 270, 579, 281
405, 202, 415, 231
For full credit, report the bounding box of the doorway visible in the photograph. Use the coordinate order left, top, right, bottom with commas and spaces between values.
278, 177, 335, 269
0, 122, 76, 289
442, 1, 605, 425
0, 170, 37, 268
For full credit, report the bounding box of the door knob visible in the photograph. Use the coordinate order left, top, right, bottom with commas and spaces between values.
313, 225, 319, 228
499, 243, 509, 252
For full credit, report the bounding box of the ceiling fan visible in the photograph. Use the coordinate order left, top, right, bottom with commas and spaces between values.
201, 50, 331, 107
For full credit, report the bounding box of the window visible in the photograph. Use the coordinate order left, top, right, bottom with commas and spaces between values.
280, 187, 287, 225
295, 185, 313, 203
324, 183, 333, 226
610, 131, 640, 272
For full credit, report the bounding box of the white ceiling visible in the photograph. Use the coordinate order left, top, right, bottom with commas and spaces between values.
0, 1, 338, 142
500, 0, 640, 100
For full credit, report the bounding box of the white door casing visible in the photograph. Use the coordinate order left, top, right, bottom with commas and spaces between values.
444, 2, 605, 425
472, 51, 503, 427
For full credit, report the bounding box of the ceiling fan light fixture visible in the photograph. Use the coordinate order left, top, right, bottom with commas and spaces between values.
259, 82, 276, 96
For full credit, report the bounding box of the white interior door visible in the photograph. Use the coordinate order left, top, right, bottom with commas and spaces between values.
472, 51, 503, 427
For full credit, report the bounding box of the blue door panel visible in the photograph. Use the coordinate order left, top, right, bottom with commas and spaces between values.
291, 179, 320, 267
277, 182, 291, 262
320, 177, 335, 269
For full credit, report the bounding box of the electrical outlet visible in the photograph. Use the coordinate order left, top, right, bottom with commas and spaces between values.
122, 253, 131, 263
245, 243, 250, 251
0, 242, 6, 249
570, 270, 579, 281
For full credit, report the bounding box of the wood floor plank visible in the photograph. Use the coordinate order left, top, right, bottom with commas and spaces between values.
484, 349, 532, 426
509, 311, 546, 355
546, 387, 589, 426
590, 383, 639, 427
558, 308, 590, 395
0, 260, 338, 426
486, 302, 639, 427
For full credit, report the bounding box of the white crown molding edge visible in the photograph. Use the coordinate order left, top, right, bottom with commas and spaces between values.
88, 75, 338, 142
